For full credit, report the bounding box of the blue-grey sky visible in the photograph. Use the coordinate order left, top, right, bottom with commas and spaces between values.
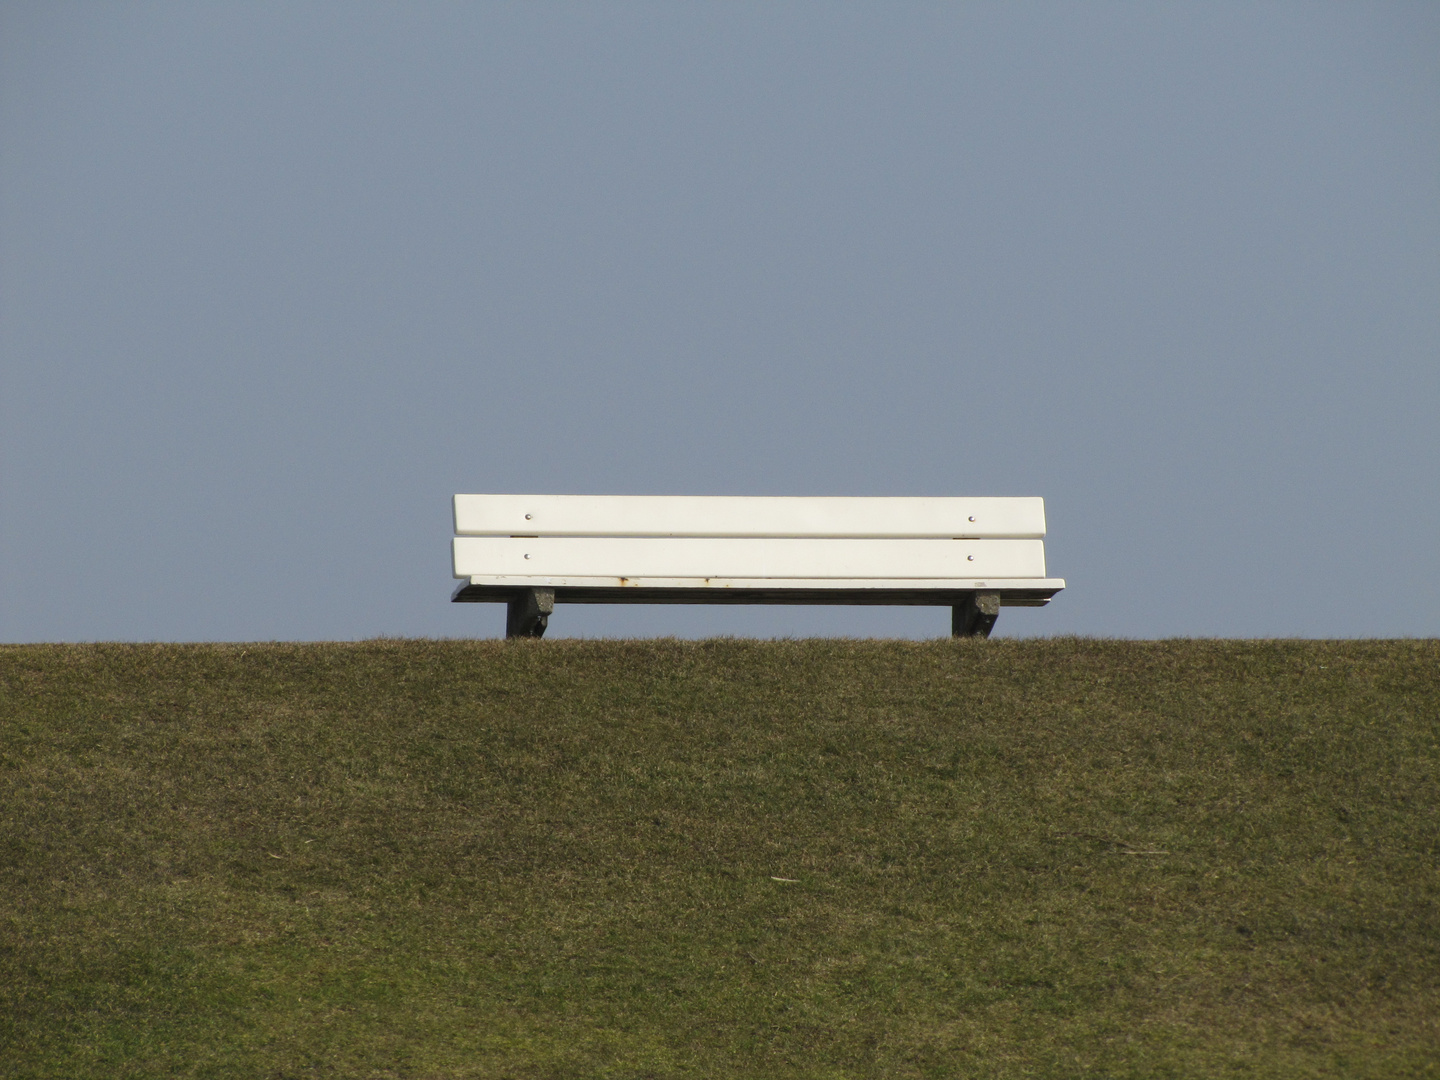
2, 2, 1437, 641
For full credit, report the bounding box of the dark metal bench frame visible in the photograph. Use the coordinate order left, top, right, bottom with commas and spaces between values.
451, 582, 1059, 639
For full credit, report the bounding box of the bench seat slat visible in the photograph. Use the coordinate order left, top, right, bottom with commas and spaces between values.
456, 584, 1061, 608
452, 536, 1046, 580
454, 494, 1045, 539
456, 577, 1064, 606
462, 576, 1064, 590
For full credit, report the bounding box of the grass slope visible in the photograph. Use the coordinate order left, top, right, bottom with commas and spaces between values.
1, 639, 1438, 1078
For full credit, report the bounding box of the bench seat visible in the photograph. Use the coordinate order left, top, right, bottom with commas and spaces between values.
451, 495, 1063, 637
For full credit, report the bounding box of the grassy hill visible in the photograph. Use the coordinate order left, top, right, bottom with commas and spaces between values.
2, 638, 1437, 1078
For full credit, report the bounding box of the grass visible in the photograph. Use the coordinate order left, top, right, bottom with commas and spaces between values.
1, 637, 1437, 1078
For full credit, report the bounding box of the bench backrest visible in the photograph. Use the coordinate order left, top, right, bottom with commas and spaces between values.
452, 495, 1051, 582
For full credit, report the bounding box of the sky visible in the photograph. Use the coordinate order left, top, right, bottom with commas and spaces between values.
2, 2, 1437, 641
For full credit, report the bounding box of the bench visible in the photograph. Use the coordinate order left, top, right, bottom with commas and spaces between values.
450, 494, 1064, 638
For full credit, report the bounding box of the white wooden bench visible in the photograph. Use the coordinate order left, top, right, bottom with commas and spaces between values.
450, 494, 1064, 638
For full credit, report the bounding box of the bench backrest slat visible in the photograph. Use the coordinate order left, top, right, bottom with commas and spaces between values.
454, 495, 1045, 539
453, 536, 1046, 580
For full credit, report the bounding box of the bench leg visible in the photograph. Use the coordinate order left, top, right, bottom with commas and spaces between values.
505, 588, 555, 639
952, 592, 1000, 638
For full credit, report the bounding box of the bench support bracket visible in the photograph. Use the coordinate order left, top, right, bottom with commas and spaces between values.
952, 592, 1000, 638
505, 588, 554, 639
